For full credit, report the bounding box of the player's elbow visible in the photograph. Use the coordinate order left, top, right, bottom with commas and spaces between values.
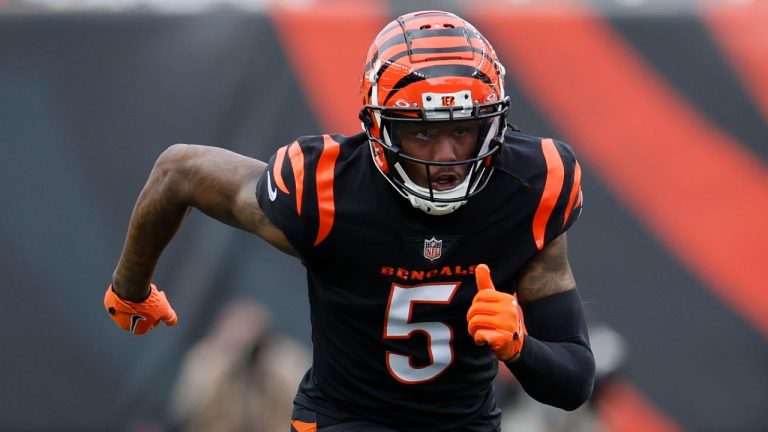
558, 351, 596, 411
517, 340, 597, 411
149, 144, 197, 203
560, 382, 594, 411
155, 144, 192, 174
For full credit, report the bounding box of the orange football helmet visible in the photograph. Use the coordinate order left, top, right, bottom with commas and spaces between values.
360, 11, 509, 215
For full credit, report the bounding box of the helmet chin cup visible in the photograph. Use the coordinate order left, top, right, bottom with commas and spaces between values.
403, 173, 471, 215
408, 195, 467, 216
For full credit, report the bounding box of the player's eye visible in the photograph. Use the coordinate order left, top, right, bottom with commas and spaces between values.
453, 128, 468, 137
415, 129, 437, 140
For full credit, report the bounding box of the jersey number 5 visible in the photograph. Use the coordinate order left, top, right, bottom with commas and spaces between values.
384, 282, 460, 384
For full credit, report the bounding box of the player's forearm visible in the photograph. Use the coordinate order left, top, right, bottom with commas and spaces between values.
505, 289, 596, 411
112, 146, 191, 301
508, 335, 595, 410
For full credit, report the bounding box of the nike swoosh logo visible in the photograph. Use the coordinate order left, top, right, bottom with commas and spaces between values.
130, 314, 146, 334
267, 171, 277, 202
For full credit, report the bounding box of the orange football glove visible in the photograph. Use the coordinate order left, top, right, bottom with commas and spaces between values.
467, 264, 526, 361
104, 284, 178, 335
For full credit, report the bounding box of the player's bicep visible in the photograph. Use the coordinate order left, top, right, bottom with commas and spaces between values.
516, 233, 576, 304
165, 144, 296, 256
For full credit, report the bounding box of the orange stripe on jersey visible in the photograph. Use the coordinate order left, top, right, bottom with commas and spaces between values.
287, 142, 305, 216
273, 144, 291, 194
532, 138, 565, 250
314, 135, 341, 246
563, 161, 582, 227
290, 419, 317, 432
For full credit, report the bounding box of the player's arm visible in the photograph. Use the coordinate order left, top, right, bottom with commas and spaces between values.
467, 233, 595, 410
112, 143, 295, 302
509, 233, 595, 410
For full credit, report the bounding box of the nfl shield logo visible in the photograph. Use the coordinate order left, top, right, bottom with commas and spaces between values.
423, 237, 443, 261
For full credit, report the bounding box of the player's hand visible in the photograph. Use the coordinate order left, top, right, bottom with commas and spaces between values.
104, 283, 178, 335
467, 264, 526, 361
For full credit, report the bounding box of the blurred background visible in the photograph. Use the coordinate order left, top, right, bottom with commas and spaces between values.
1, 0, 766, 431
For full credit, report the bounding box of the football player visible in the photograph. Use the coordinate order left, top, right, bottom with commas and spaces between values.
105, 10, 595, 432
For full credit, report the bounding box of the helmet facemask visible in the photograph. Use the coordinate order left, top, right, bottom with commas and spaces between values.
362, 99, 508, 215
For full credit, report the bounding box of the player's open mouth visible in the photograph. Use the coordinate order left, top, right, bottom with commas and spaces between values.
431, 173, 461, 191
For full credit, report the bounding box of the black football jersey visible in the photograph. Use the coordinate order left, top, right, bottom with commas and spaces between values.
255, 130, 582, 431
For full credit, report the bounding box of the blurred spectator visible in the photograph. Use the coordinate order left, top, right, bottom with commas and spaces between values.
169, 299, 310, 432
497, 322, 627, 432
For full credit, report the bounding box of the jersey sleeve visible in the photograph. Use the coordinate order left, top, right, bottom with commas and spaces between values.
531, 138, 583, 250
255, 135, 342, 257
